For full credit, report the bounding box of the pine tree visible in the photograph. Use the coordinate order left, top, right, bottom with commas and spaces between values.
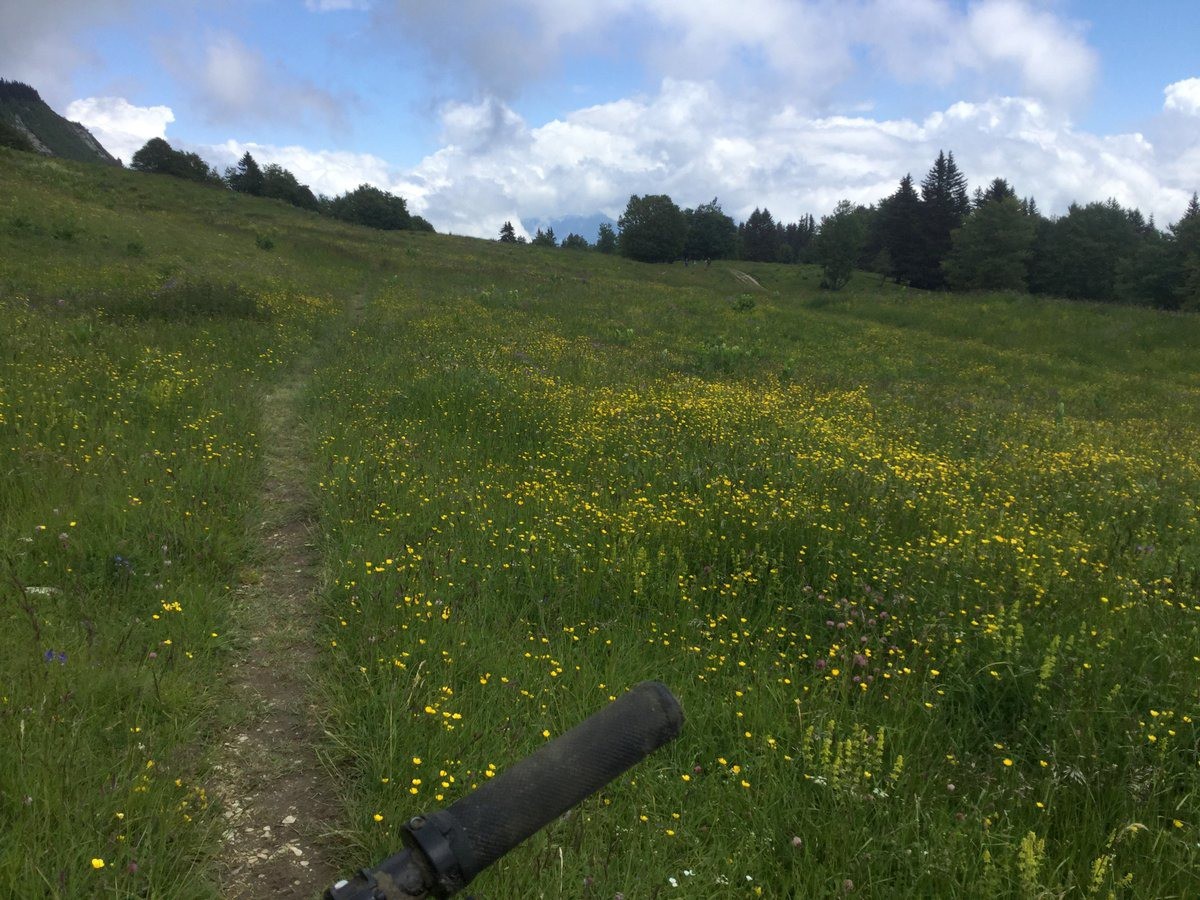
498, 221, 517, 243
740, 208, 778, 262
226, 152, 264, 195
531, 226, 557, 247
978, 178, 1015, 206
915, 150, 970, 288
879, 174, 923, 285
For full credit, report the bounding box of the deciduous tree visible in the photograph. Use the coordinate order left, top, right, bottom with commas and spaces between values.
814, 200, 866, 290
618, 194, 687, 263
943, 196, 1035, 291
683, 199, 736, 259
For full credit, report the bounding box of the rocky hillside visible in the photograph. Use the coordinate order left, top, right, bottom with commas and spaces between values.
0, 79, 117, 165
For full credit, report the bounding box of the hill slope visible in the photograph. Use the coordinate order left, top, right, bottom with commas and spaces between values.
0, 80, 118, 165
1, 148, 1199, 898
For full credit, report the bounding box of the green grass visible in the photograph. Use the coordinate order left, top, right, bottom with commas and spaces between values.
2, 147, 1199, 898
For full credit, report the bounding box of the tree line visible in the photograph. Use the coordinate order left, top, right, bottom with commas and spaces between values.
499, 151, 1199, 311
128, 138, 433, 233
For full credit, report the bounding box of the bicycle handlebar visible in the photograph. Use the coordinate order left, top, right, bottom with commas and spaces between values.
326, 680, 684, 899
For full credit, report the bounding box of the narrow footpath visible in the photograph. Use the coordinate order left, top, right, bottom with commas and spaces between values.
213, 360, 339, 898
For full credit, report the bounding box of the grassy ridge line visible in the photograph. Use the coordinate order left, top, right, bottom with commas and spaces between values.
305, 256, 1198, 896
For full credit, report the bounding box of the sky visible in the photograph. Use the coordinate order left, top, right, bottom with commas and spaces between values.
3, 1, 1198, 239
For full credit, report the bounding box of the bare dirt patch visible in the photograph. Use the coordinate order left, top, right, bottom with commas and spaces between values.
212, 374, 339, 899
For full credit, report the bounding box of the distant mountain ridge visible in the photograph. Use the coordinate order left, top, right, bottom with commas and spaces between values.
0, 80, 118, 165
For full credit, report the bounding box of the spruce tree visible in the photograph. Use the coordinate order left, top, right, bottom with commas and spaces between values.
916, 150, 970, 288
879, 174, 923, 285
498, 221, 517, 243
739, 208, 778, 262
226, 152, 264, 195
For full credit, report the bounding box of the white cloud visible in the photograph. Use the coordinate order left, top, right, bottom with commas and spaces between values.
376, 0, 1097, 108
1164, 78, 1200, 116
213, 79, 1192, 239
65, 97, 175, 162
204, 140, 396, 198
964, 1, 1097, 106
390, 80, 1196, 238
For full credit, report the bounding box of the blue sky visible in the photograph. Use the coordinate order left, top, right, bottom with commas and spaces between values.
4, 1, 1198, 237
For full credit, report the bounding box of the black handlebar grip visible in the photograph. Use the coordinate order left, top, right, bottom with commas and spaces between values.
445, 680, 683, 879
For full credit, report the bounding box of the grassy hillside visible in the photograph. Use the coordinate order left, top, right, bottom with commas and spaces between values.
2, 148, 1198, 898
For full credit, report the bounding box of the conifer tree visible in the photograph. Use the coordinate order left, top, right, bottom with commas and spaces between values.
739, 208, 779, 262
226, 152, 264, 195
498, 220, 517, 243
915, 150, 970, 288
879, 174, 923, 285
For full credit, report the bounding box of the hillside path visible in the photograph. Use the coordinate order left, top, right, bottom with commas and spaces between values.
728, 268, 765, 290
212, 350, 338, 898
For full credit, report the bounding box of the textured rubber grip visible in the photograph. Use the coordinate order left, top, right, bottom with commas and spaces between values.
446, 680, 683, 877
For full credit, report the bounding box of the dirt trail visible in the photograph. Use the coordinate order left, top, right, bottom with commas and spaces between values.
729, 268, 765, 290
213, 363, 339, 899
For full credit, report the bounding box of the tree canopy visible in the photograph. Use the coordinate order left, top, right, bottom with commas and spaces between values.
683, 199, 737, 260
325, 184, 411, 230
595, 222, 617, 254
130, 138, 221, 185
944, 196, 1035, 292
618, 194, 687, 263
226, 152, 264, 196
739, 208, 779, 262
814, 200, 866, 290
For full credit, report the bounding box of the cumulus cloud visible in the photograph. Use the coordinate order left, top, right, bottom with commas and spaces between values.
65, 97, 174, 162
203, 139, 396, 198
161, 32, 352, 130
408, 81, 1196, 238
227, 79, 1194, 240
963, 1, 1097, 105
1164, 78, 1200, 116
374, 0, 1096, 108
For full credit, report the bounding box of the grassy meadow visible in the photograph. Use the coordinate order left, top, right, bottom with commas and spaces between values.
2, 147, 1199, 897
